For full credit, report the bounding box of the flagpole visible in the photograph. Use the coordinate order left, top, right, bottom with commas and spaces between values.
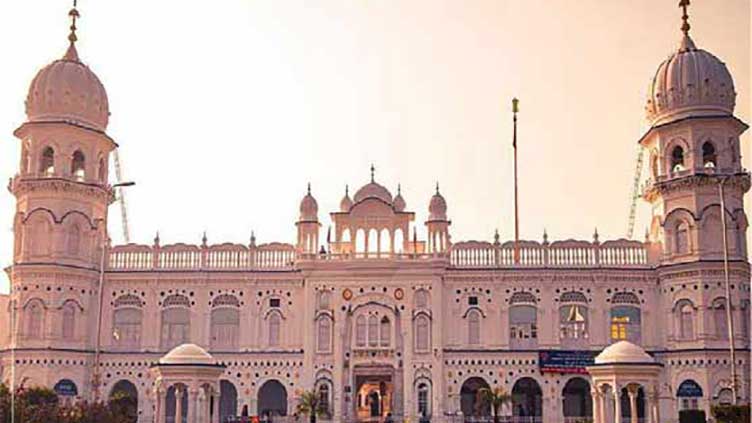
512, 98, 520, 264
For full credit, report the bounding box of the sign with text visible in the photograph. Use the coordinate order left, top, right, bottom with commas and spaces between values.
538, 350, 597, 374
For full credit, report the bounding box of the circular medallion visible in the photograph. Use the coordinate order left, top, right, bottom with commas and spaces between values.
343, 288, 353, 301
394, 288, 404, 300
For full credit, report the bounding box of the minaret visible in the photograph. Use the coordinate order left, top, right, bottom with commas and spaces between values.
425, 183, 451, 253
296, 183, 321, 254
641, 1, 749, 405
7, 2, 117, 395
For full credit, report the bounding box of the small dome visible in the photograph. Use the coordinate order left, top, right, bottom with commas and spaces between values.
159, 343, 217, 366
428, 187, 447, 221
353, 182, 393, 204
340, 186, 353, 212
646, 35, 735, 126
393, 188, 406, 212
595, 341, 654, 365
25, 44, 110, 131
299, 185, 318, 221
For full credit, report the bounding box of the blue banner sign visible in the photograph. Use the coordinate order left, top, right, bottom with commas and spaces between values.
54, 379, 78, 397
677, 380, 703, 398
539, 350, 597, 374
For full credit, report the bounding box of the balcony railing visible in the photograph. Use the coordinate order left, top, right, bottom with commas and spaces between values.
108, 237, 654, 272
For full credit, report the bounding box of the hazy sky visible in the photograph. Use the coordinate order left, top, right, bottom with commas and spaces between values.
0, 1, 749, 293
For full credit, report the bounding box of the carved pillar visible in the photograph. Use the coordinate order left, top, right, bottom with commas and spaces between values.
627, 386, 638, 423
613, 385, 622, 423
187, 387, 198, 423
175, 386, 184, 423
211, 392, 220, 423
155, 387, 166, 423
591, 389, 601, 423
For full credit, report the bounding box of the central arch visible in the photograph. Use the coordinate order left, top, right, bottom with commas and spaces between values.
512, 377, 542, 420
109, 380, 138, 423
460, 377, 490, 418
258, 380, 288, 418
562, 377, 591, 420
220, 380, 238, 422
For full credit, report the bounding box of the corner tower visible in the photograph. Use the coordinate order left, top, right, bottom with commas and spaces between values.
5, 4, 116, 393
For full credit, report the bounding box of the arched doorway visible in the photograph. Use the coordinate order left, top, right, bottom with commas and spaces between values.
460, 377, 490, 418
258, 380, 287, 418
562, 377, 591, 420
220, 380, 238, 422
165, 384, 189, 423
512, 377, 542, 421
109, 380, 138, 423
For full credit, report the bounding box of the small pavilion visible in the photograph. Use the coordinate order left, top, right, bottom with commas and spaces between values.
587, 341, 663, 423
151, 343, 226, 423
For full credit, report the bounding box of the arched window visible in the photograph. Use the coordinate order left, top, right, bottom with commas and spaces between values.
675, 300, 695, 340
317, 317, 332, 353
71, 150, 85, 181
161, 305, 190, 350
61, 301, 77, 340
671, 146, 685, 173
318, 383, 331, 416
66, 224, 81, 256
356, 315, 366, 347
560, 292, 589, 341
702, 142, 717, 168
712, 298, 728, 339
716, 388, 734, 406
415, 290, 429, 309
415, 315, 430, 352
367, 315, 378, 346
417, 382, 431, 417
677, 380, 703, 410
380, 316, 391, 347
676, 221, 690, 254
509, 293, 537, 348
741, 301, 749, 338
268, 312, 281, 347
97, 157, 106, 182
113, 308, 142, 348
40, 147, 55, 176
650, 151, 659, 178
211, 308, 240, 349
26, 300, 44, 338
610, 293, 641, 343
468, 310, 480, 345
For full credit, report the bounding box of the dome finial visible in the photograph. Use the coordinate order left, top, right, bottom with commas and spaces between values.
370, 164, 375, 182
397, 184, 401, 195
63, 0, 81, 61
679, 0, 691, 37
345, 184, 349, 196
435, 182, 440, 195
307, 182, 311, 195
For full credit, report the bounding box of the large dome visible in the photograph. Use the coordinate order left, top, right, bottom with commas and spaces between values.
159, 343, 217, 366
353, 182, 393, 204
646, 35, 735, 127
25, 43, 110, 131
594, 341, 655, 365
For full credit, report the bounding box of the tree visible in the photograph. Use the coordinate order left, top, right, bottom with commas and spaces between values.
295, 389, 327, 423
477, 386, 511, 423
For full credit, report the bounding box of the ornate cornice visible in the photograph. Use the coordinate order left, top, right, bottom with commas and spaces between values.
644, 172, 750, 202
9, 176, 113, 204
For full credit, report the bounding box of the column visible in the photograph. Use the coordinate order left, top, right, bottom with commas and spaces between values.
627, 386, 638, 423
599, 389, 608, 423
175, 386, 184, 423
613, 385, 622, 423
642, 390, 650, 423
591, 389, 601, 423
211, 393, 220, 423
187, 387, 198, 423
156, 388, 166, 423
651, 388, 661, 423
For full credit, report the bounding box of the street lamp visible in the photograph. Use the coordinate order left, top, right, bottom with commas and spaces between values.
92, 181, 135, 401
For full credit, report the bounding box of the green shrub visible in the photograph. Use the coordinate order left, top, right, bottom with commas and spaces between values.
711, 404, 751, 423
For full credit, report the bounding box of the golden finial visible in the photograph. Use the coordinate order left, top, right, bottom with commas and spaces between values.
679, 0, 691, 36
512, 97, 519, 114
68, 0, 80, 44
370, 164, 375, 182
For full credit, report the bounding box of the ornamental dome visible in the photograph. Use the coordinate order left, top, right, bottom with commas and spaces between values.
299, 185, 318, 221
340, 186, 353, 212
393, 186, 406, 212
353, 182, 393, 204
594, 341, 654, 365
159, 343, 217, 366
428, 187, 447, 221
25, 43, 110, 131
646, 34, 735, 127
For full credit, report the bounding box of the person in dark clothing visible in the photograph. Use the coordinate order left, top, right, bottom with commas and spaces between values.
384, 412, 394, 423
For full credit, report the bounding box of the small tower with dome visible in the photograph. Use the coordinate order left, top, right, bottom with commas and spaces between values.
296, 184, 321, 254
425, 184, 451, 253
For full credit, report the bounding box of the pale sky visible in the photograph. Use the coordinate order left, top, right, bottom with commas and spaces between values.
0, 1, 749, 293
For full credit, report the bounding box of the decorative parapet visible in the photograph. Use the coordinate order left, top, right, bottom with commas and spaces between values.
449, 238, 655, 269
108, 238, 655, 271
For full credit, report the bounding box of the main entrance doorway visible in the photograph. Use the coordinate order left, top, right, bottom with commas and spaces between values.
354, 373, 394, 422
